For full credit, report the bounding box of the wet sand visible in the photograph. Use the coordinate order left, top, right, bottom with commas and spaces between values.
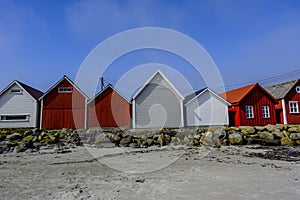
0, 145, 299, 200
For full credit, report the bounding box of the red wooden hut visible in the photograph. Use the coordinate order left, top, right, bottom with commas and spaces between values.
221, 83, 278, 126
88, 84, 131, 128
266, 79, 300, 124
39, 76, 89, 129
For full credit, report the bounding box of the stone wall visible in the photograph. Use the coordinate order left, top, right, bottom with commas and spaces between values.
81, 124, 300, 148
0, 124, 299, 154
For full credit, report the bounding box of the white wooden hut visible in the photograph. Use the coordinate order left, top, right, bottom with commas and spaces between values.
0, 80, 43, 128
184, 88, 230, 126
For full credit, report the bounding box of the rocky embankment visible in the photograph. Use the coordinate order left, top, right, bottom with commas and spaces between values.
0, 124, 300, 154
0, 128, 82, 154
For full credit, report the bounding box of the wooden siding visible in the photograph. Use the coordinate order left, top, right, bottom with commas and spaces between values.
185, 90, 229, 126
238, 87, 277, 126
42, 79, 86, 129
88, 87, 131, 128
135, 73, 183, 128
285, 81, 300, 124
0, 84, 38, 128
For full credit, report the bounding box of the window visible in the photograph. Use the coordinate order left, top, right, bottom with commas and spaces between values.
58, 87, 72, 93
10, 89, 22, 94
296, 86, 300, 93
246, 105, 254, 118
289, 101, 299, 114
0, 115, 29, 122
262, 105, 270, 118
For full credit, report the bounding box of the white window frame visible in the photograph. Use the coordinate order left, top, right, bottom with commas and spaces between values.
289, 101, 299, 114
58, 87, 73, 93
10, 89, 23, 94
262, 105, 270, 118
246, 105, 254, 119
296, 86, 300, 93
0, 114, 29, 122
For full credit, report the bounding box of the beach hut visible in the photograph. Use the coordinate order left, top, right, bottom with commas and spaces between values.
0, 80, 43, 128
88, 84, 131, 128
132, 70, 184, 128
184, 88, 230, 126
221, 83, 278, 126
39, 76, 89, 129
265, 79, 300, 124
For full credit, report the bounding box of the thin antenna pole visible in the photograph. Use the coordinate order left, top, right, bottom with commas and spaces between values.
100, 77, 105, 90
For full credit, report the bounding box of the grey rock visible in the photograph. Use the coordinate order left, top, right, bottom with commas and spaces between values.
290, 133, 300, 140
240, 126, 256, 134
228, 132, 243, 145
258, 131, 274, 140
265, 124, 275, 132
93, 133, 115, 148
273, 130, 284, 139
129, 143, 139, 148
13, 145, 26, 153
25, 148, 33, 153
288, 126, 299, 133
119, 136, 132, 147
23, 130, 33, 137
39, 145, 52, 150
255, 126, 266, 131
6, 132, 22, 141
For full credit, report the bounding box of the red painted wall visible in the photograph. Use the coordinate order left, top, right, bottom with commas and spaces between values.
42, 79, 86, 129
230, 87, 277, 126
88, 87, 131, 128
285, 81, 300, 124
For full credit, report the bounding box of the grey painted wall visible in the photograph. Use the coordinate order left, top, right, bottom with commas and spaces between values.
134, 73, 183, 128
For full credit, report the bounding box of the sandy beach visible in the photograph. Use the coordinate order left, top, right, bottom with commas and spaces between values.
1, 145, 299, 200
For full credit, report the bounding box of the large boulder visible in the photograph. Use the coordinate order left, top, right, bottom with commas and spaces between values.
119, 136, 133, 147
6, 132, 22, 141
255, 126, 266, 132
265, 124, 276, 132
290, 133, 300, 140
228, 132, 243, 145
281, 137, 294, 146
288, 126, 299, 133
273, 130, 284, 139
240, 126, 256, 135
93, 133, 115, 148
258, 131, 274, 140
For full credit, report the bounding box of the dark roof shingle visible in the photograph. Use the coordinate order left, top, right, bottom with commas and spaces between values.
265, 79, 299, 99
18, 81, 43, 100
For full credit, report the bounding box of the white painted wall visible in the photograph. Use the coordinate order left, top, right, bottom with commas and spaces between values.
185, 90, 229, 126
0, 84, 38, 128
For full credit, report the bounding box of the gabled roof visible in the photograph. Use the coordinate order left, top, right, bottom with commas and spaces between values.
88, 84, 131, 104
0, 80, 43, 102
220, 83, 277, 105
39, 75, 89, 100
265, 79, 299, 99
184, 87, 230, 106
132, 69, 184, 100
184, 88, 206, 105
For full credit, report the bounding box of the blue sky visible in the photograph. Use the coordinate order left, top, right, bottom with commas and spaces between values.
0, 0, 300, 98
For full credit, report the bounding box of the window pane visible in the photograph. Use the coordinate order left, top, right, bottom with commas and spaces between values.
246, 105, 253, 118
58, 87, 72, 93
0, 115, 28, 121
